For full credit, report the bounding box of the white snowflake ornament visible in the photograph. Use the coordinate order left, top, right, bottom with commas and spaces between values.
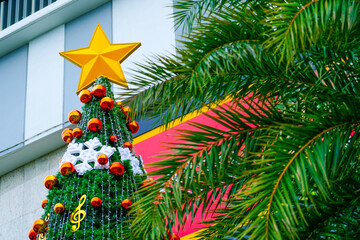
60, 137, 116, 175
130, 155, 144, 175
118, 147, 146, 176
118, 147, 132, 160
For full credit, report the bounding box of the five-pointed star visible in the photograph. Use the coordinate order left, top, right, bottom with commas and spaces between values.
60, 24, 141, 94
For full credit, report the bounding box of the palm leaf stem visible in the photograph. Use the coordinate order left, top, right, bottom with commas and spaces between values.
265, 120, 360, 239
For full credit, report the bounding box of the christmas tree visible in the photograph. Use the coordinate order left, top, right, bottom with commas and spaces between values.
28, 25, 151, 240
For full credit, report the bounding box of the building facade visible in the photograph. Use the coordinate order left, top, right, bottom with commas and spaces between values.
0, 0, 182, 239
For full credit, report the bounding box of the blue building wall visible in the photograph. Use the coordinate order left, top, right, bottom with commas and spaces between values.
0, 45, 28, 150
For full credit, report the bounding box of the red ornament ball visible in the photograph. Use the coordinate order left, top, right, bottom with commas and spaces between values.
79, 90, 92, 103
121, 199, 132, 210
169, 233, 181, 240
109, 135, 118, 142
127, 121, 139, 134
87, 118, 102, 132
28, 228, 37, 240
44, 175, 58, 190
97, 154, 109, 165
54, 203, 65, 214
121, 106, 134, 120
91, 197, 102, 208
32, 219, 47, 233
109, 162, 125, 176
68, 110, 82, 124
41, 199, 48, 209
72, 128, 83, 139
123, 141, 133, 151
60, 162, 75, 176
100, 97, 114, 111
92, 84, 106, 98
61, 128, 73, 143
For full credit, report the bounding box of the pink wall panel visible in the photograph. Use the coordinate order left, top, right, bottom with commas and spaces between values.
134, 103, 232, 237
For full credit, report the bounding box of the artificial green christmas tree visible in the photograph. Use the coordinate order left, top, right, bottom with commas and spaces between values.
29, 25, 149, 240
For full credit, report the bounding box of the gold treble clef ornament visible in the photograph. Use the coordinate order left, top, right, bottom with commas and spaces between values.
39, 233, 46, 240
70, 194, 87, 232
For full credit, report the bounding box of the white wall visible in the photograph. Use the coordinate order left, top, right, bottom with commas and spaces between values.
112, 0, 176, 97
25, 25, 65, 141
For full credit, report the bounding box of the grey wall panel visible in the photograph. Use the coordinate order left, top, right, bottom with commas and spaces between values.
63, 2, 112, 121
0, 45, 28, 151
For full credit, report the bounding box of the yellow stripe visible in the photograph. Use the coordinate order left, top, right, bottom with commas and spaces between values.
133, 97, 232, 145
181, 229, 206, 240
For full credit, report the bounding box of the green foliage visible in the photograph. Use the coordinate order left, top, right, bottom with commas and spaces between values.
122, 0, 360, 239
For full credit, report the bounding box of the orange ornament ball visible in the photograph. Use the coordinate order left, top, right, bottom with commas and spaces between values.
97, 154, 109, 165
44, 175, 58, 190
68, 110, 82, 124
116, 101, 124, 109
109, 162, 125, 176
28, 228, 37, 240
61, 128, 73, 143
60, 162, 75, 176
72, 128, 83, 139
169, 233, 181, 240
121, 199, 132, 210
92, 84, 106, 98
91, 197, 102, 208
141, 178, 155, 187
123, 142, 133, 151
100, 97, 114, 111
32, 219, 47, 233
87, 118, 102, 132
121, 106, 134, 120
79, 90, 92, 103
54, 203, 65, 214
127, 121, 139, 134
109, 135, 118, 142
41, 199, 48, 209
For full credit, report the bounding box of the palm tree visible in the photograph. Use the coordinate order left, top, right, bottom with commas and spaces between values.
122, 0, 360, 239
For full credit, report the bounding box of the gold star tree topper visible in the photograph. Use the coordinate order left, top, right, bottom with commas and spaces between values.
60, 24, 141, 94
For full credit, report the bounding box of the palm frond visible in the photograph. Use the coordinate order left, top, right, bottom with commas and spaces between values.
264, 0, 360, 64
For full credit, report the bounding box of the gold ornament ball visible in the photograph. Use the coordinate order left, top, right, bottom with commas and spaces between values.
54, 203, 66, 214
97, 154, 109, 165
87, 118, 102, 132
68, 110, 82, 124
41, 199, 48, 209
121, 106, 134, 120
60, 162, 75, 176
91, 197, 102, 208
32, 219, 48, 233
61, 128, 73, 143
123, 141, 133, 151
79, 89, 92, 103
121, 199, 132, 210
92, 84, 106, 98
109, 162, 125, 176
127, 121, 139, 134
137, 208, 143, 216
169, 233, 181, 240
72, 128, 83, 138
141, 178, 155, 187
116, 101, 124, 109
44, 175, 58, 190
100, 97, 114, 111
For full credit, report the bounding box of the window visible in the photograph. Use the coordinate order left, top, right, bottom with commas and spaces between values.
0, 0, 57, 30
